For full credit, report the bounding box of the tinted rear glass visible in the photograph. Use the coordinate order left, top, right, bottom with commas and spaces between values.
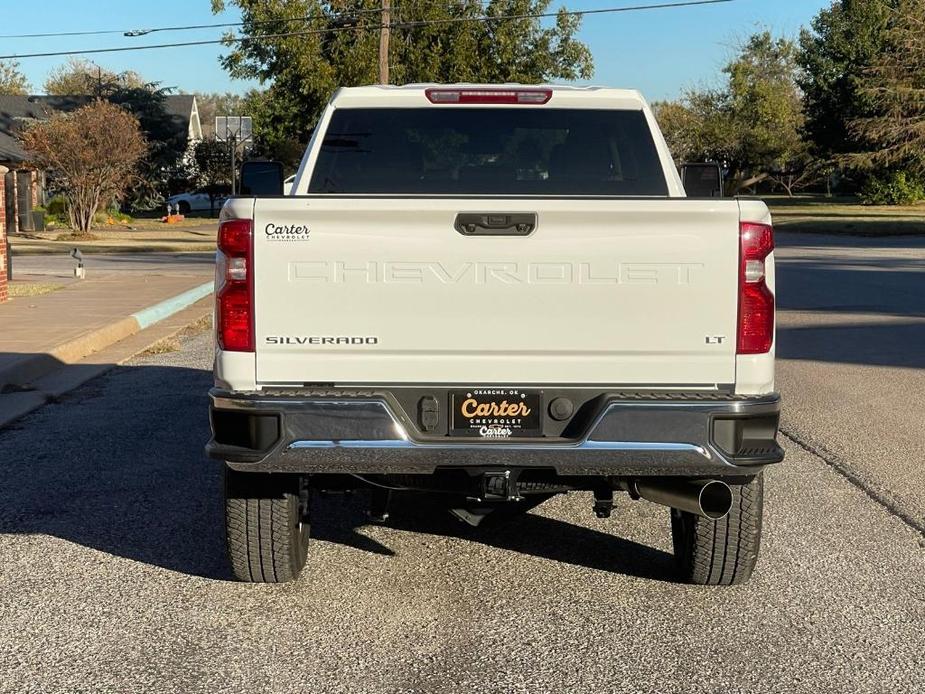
308, 108, 668, 196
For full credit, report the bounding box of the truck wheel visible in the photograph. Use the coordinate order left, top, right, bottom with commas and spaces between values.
224, 466, 310, 583
670, 474, 763, 586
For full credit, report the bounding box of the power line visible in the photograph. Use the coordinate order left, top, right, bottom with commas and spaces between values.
0, 28, 127, 39
124, 7, 388, 37
0, 3, 482, 39
0, 0, 735, 61
0, 7, 388, 40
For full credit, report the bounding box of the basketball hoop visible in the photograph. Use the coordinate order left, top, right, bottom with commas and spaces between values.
215, 116, 253, 143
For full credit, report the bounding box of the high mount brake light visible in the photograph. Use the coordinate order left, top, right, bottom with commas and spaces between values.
425, 88, 553, 105
217, 219, 254, 352
737, 222, 775, 355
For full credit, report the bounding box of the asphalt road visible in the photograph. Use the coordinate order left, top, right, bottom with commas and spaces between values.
1, 233, 923, 693
9, 252, 215, 278
774, 232, 925, 526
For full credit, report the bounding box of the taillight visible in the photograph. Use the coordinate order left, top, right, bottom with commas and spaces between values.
737, 222, 775, 354
425, 88, 552, 105
217, 219, 254, 352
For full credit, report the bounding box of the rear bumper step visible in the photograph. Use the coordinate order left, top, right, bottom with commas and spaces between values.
207, 388, 783, 476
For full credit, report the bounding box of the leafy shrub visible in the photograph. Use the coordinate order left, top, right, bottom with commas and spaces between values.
92, 206, 133, 226
860, 171, 925, 206
35, 197, 68, 227
45, 195, 68, 216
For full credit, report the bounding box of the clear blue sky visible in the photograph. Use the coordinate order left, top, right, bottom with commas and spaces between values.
3, 0, 830, 101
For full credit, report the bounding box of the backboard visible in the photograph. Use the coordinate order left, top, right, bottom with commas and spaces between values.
215, 116, 253, 142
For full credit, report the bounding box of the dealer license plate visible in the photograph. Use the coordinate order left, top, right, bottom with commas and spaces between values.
450, 388, 542, 438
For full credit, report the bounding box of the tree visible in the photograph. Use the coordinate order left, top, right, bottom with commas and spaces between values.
41, 61, 193, 209
211, 0, 593, 162
655, 32, 807, 195
192, 137, 233, 215
851, 0, 925, 176
766, 150, 824, 197
654, 91, 738, 168
653, 100, 703, 164
20, 101, 147, 234
724, 32, 807, 193
797, 0, 899, 161
63, 64, 192, 208
0, 60, 30, 95
44, 57, 145, 96
105, 83, 192, 209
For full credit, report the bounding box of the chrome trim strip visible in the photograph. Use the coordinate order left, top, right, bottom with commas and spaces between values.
289, 439, 708, 457
277, 399, 713, 459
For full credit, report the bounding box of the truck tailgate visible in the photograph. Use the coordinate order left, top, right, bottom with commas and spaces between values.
252, 198, 740, 386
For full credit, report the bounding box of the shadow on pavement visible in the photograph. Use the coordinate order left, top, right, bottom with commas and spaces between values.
311, 490, 677, 582
0, 357, 674, 583
777, 322, 925, 369
776, 260, 925, 319
775, 242, 925, 368
0, 361, 230, 580
775, 218, 925, 236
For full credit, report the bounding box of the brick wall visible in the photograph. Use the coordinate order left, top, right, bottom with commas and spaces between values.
0, 178, 7, 303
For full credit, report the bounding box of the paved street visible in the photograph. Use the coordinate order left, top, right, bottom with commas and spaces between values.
9, 252, 215, 278
1, 233, 923, 693
775, 232, 925, 525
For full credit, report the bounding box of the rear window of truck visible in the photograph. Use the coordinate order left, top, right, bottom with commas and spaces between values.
307, 108, 669, 196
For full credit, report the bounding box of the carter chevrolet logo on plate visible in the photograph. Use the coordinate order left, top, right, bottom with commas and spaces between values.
450, 389, 542, 438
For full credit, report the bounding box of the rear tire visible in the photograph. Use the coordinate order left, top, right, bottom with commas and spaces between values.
671, 474, 764, 586
224, 466, 310, 583
177, 200, 191, 215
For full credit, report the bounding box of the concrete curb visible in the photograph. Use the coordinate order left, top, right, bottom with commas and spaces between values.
132, 282, 214, 329
0, 281, 213, 390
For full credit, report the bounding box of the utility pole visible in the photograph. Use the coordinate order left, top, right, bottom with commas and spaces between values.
378, 0, 390, 85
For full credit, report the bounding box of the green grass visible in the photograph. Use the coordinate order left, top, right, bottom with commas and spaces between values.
8, 282, 64, 297
762, 195, 925, 236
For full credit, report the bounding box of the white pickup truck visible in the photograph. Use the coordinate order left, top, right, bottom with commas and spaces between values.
207, 84, 783, 585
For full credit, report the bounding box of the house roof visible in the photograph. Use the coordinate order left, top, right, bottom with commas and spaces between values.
0, 94, 199, 164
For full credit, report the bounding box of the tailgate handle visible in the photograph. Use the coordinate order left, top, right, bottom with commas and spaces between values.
455, 213, 536, 236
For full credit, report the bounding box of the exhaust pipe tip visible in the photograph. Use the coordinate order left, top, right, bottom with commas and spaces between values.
698, 480, 733, 520
629, 479, 734, 520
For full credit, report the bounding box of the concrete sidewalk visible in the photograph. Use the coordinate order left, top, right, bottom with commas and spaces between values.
0, 271, 213, 426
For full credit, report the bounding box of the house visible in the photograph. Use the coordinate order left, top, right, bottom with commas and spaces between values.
0, 94, 202, 234
0, 94, 202, 168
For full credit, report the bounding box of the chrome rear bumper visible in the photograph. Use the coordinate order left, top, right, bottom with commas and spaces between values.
207, 388, 783, 477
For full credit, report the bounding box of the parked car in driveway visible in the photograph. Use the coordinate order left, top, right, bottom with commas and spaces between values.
167, 185, 231, 214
